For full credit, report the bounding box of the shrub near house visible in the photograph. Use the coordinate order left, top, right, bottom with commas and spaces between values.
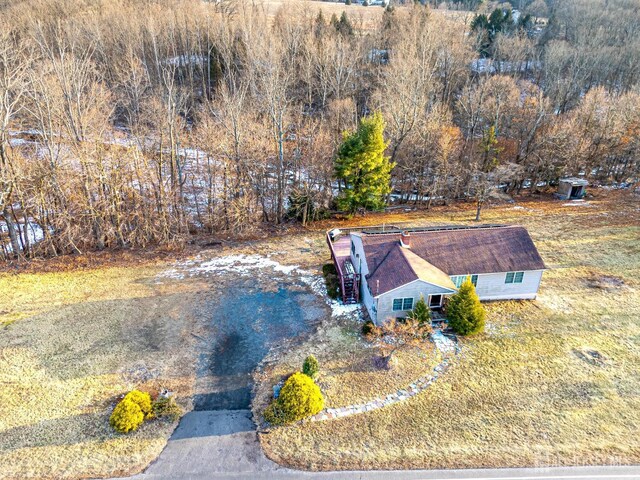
446, 278, 486, 335
303, 355, 320, 379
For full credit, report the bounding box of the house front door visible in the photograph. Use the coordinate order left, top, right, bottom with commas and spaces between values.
429, 294, 443, 308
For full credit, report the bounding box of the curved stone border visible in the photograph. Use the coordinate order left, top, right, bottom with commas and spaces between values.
309, 331, 460, 422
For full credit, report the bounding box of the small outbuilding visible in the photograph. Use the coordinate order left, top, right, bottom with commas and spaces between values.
557, 177, 588, 200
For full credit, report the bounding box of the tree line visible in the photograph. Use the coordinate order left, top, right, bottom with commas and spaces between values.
0, 0, 638, 259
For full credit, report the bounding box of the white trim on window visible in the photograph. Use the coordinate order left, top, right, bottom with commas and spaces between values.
505, 271, 525, 284
451, 275, 478, 287
392, 297, 414, 311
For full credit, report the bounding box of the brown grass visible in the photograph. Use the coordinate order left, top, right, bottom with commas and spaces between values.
253, 315, 442, 419
0, 264, 207, 479
2, 189, 638, 477
259, 190, 640, 470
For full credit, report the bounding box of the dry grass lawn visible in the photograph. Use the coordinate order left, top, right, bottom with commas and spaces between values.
1, 189, 638, 477
259, 191, 640, 470
254, 315, 443, 416
0, 262, 209, 479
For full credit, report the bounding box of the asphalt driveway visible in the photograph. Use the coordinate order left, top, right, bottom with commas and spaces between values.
127, 269, 328, 478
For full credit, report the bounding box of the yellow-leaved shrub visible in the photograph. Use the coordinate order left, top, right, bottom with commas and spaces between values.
110, 398, 144, 433
264, 372, 324, 425
123, 390, 153, 419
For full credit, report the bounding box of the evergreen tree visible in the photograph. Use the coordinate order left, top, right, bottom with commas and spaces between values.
336, 11, 354, 36
335, 111, 394, 213
407, 295, 431, 325
330, 13, 339, 30
314, 10, 327, 38
446, 278, 486, 335
480, 124, 501, 173
471, 8, 515, 56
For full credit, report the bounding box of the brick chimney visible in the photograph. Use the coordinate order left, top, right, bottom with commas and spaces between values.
400, 231, 411, 248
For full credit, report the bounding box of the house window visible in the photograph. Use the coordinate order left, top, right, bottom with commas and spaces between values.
351, 242, 355, 255
505, 271, 525, 284
392, 297, 414, 311
451, 275, 478, 287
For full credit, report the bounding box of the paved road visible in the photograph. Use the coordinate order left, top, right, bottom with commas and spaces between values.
124, 409, 638, 480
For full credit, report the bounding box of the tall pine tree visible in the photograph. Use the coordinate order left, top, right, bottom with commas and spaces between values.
446, 278, 486, 335
335, 111, 394, 213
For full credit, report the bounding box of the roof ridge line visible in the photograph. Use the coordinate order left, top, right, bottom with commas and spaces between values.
366, 243, 398, 280
398, 246, 419, 278
361, 224, 517, 237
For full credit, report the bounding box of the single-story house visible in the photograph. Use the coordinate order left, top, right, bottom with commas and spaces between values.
329, 225, 545, 324
556, 177, 588, 200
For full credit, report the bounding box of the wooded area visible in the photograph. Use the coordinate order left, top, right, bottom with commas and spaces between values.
0, 0, 638, 259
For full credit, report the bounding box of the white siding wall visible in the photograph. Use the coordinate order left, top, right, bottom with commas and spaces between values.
474, 270, 544, 300
350, 231, 544, 322
349, 234, 377, 321
376, 280, 454, 324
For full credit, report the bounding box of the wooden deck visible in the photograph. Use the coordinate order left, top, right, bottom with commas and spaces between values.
326, 232, 360, 304
332, 235, 352, 269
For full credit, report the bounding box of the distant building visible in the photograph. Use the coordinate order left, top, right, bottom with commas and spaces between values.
556, 177, 588, 200
327, 225, 546, 324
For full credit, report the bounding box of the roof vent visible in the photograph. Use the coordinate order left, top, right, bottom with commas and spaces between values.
400, 231, 411, 248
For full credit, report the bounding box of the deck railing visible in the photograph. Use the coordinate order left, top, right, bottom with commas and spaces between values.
326, 231, 360, 304
326, 231, 347, 303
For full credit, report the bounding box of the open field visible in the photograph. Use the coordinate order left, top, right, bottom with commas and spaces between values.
1, 190, 638, 478
0, 262, 212, 478
262, 0, 473, 29
259, 191, 640, 470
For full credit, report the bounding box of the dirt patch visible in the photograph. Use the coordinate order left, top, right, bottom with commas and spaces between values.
587, 273, 625, 290
573, 347, 609, 367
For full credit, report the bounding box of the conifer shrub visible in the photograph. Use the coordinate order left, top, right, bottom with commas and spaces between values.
152, 396, 183, 422
264, 372, 324, 425
110, 398, 144, 433
446, 278, 486, 335
302, 355, 319, 379
407, 295, 431, 325
123, 390, 153, 419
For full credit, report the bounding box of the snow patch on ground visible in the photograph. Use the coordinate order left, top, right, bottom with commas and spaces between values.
1, 219, 46, 253
563, 201, 592, 207
159, 253, 362, 319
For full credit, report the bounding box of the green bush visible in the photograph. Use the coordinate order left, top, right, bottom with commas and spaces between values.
446, 278, 486, 335
322, 263, 340, 300
123, 390, 153, 419
407, 295, 431, 325
302, 355, 319, 378
362, 320, 375, 336
152, 396, 183, 422
110, 398, 144, 433
265, 372, 324, 425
